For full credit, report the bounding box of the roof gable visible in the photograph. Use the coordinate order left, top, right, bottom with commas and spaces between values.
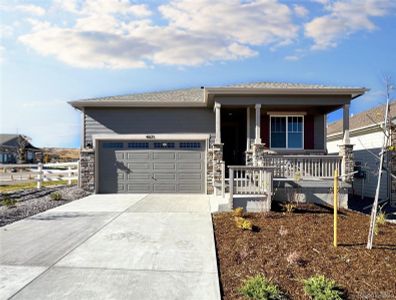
327, 100, 396, 136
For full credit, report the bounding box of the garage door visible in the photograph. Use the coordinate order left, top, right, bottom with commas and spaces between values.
98, 140, 205, 193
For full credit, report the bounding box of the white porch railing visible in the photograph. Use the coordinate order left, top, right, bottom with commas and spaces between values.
0, 161, 79, 188
261, 155, 341, 179
228, 166, 273, 208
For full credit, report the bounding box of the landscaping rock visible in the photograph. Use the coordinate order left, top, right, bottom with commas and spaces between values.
0, 186, 90, 227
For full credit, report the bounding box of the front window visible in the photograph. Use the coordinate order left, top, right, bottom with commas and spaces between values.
270, 116, 303, 149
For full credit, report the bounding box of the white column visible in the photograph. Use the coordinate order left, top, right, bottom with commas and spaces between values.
215, 102, 221, 144
255, 104, 261, 144
246, 107, 251, 151
343, 103, 350, 143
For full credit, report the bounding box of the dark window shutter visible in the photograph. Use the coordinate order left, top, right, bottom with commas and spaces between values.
261, 114, 269, 147
304, 115, 314, 149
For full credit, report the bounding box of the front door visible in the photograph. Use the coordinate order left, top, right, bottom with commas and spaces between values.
221, 108, 246, 174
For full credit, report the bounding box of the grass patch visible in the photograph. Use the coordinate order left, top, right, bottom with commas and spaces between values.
1, 198, 17, 208
0, 180, 77, 193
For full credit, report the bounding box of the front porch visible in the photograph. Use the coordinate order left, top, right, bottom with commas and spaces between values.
208, 93, 355, 211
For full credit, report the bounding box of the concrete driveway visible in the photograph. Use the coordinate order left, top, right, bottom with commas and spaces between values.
0, 194, 220, 300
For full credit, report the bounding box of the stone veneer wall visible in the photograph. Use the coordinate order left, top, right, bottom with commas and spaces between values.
252, 143, 266, 166
339, 144, 354, 183
80, 149, 95, 193
207, 143, 223, 194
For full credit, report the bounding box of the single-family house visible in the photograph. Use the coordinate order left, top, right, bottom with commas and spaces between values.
327, 101, 396, 208
69, 82, 367, 210
0, 134, 41, 164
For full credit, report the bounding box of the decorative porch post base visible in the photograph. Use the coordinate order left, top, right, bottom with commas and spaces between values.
245, 149, 254, 166
207, 143, 223, 194
252, 143, 266, 166
80, 148, 95, 193
339, 143, 354, 183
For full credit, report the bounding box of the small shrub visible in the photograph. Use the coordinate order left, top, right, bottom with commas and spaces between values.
303, 275, 343, 300
235, 217, 253, 231
282, 203, 296, 213
233, 207, 244, 217
376, 209, 387, 226
1, 198, 17, 208
239, 274, 284, 300
50, 192, 62, 201
374, 206, 388, 235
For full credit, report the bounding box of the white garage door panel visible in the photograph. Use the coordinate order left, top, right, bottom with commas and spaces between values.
99, 140, 205, 193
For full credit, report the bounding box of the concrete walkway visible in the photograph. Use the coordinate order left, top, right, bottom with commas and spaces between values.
0, 194, 221, 300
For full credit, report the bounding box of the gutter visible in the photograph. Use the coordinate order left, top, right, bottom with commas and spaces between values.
205, 87, 368, 102
68, 100, 206, 110
327, 121, 393, 141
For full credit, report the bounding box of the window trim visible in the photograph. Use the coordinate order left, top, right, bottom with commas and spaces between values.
269, 115, 304, 150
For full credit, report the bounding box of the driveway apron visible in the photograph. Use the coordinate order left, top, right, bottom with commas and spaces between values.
0, 194, 220, 300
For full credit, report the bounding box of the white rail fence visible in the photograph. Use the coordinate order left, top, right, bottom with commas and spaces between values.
0, 162, 79, 188
261, 155, 342, 179
228, 166, 273, 207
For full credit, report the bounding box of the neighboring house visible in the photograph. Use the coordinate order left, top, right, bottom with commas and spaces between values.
69, 82, 367, 209
0, 134, 41, 164
327, 101, 396, 208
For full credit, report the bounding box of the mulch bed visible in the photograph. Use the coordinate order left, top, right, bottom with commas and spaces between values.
213, 204, 396, 300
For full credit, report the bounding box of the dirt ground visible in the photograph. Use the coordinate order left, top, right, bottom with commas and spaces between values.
213, 204, 396, 300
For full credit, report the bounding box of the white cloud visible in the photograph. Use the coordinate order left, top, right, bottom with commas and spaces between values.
18, 0, 297, 69
0, 45, 5, 63
305, 0, 396, 49
17, 4, 45, 16
284, 55, 301, 61
0, 25, 14, 38
293, 5, 309, 17
0, 4, 45, 16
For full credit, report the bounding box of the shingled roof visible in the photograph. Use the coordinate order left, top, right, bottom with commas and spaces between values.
69, 81, 367, 108
327, 100, 396, 136
80, 88, 204, 104
0, 134, 39, 150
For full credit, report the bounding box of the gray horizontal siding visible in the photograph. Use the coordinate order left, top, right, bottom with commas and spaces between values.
84, 107, 215, 146
353, 148, 390, 200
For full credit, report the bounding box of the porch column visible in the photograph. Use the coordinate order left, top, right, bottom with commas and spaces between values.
343, 103, 350, 143
339, 103, 354, 182
255, 104, 261, 144
246, 107, 251, 151
215, 102, 221, 144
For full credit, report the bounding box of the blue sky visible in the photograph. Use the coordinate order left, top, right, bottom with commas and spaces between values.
0, 0, 395, 148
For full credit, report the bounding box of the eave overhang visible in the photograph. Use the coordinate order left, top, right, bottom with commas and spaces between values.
68, 86, 368, 110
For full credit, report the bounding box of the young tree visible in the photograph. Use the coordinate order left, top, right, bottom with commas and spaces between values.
367, 75, 394, 249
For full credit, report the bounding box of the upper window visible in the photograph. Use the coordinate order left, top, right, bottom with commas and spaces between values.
270, 116, 303, 149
